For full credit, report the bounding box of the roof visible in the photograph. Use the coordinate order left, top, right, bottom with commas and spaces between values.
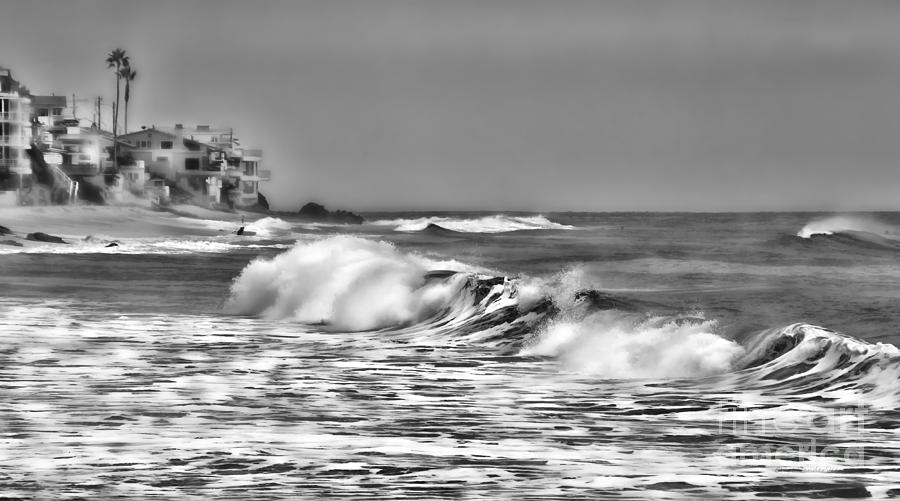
117, 127, 225, 152
30, 95, 67, 108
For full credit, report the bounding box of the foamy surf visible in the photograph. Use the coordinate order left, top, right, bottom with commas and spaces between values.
226, 235, 900, 399
6, 211, 900, 499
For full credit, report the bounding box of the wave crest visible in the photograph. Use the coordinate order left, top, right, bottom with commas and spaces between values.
731, 324, 900, 407
797, 215, 897, 239
226, 236, 491, 331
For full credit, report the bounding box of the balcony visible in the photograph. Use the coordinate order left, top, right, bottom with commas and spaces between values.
258, 169, 271, 181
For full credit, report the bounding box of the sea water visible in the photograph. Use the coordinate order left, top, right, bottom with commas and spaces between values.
1, 207, 899, 499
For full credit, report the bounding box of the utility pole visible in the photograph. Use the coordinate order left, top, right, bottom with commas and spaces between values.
96, 97, 103, 130
71, 93, 76, 120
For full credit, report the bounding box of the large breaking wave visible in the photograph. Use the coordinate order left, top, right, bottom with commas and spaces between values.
227, 236, 900, 401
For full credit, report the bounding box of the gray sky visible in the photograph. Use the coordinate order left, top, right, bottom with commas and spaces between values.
3, 0, 900, 211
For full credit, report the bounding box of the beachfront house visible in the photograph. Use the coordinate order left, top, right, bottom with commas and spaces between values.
178, 124, 269, 207
30, 95, 67, 128
0, 67, 33, 206
118, 124, 268, 207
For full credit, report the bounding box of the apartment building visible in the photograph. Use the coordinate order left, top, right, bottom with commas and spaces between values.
0, 68, 33, 205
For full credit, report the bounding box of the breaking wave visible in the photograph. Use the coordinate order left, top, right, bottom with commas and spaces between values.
728, 324, 900, 407
370, 214, 575, 233
226, 236, 488, 331
244, 217, 294, 237
797, 215, 898, 239
227, 236, 900, 399
794, 215, 900, 251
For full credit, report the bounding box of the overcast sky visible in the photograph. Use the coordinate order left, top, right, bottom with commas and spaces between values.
3, 0, 900, 211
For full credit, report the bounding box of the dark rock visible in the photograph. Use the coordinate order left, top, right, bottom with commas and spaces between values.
298, 202, 364, 225
26, 232, 68, 244
420, 223, 461, 236
0, 224, 11, 235
298, 202, 329, 219
0, 239, 22, 247
105, 242, 119, 248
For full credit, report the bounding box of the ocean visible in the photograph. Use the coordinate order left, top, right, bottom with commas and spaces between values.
1, 206, 899, 499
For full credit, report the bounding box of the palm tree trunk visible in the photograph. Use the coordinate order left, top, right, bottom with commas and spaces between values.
124, 82, 129, 134
114, 66, 120, 172
113, 69, 120, 135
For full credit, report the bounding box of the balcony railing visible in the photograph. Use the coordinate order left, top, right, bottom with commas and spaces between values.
258, 169, 271, 181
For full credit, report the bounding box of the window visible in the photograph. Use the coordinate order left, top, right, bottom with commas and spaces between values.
38, 109, 49, 117
138, 140, 150, 148
242, 181, 256, 194
156, 156, 168, 162
210, 137, 218, 142
160, 140, 173, 150
185, 158, 200, 170
52, 108, 63, 116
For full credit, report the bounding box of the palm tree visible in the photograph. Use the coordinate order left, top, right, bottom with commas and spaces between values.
119, 65, 136, 134
105, 48, 129, 172
105, 48, 129, 135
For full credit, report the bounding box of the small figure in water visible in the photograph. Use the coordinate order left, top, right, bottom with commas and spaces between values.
236, 216, 245, 236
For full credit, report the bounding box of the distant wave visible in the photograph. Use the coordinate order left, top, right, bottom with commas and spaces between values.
0, 237, 291, 255
370, 214, 575, 233
797, 215, 898, 239
228, 235, 900, 399
794, 215, 900, 251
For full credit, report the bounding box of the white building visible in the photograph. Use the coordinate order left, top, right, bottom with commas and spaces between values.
0, 68, 34, 206
118, 124, 269, 207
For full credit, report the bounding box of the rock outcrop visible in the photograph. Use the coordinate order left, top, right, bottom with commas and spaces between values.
297, 202, 364, 225
26, 232, 68, 244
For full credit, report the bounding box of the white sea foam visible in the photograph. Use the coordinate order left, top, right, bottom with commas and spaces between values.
370, 214, 574, 233
522, 311, 746, 379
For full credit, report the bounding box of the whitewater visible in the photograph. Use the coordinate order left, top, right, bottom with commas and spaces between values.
2, 207, 900, 499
